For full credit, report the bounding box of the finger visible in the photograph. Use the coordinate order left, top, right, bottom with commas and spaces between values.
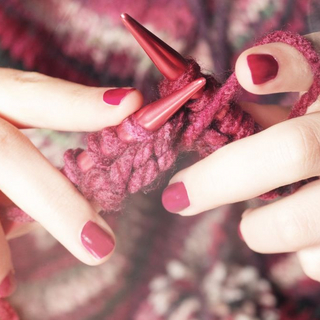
235, 35, 317, 94
0, 223, 16, 298
0, 68, 143, 131
298, 246, 320, 282
0, 118, 115, 265
162, 112, 320, 215
240, 102, 290, 128
239, 179, 320, 254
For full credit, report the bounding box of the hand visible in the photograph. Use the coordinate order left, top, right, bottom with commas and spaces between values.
0, 68, 143, 298
162, 32, 320, 281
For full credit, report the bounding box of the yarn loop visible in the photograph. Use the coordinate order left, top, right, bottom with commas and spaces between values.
2, 31, 320, 221
62, 31, 320, 212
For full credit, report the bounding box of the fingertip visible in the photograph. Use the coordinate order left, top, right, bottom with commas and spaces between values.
239, 207, 271, 253
235, 42, 313, 94
101, 88, 144, 127
119, 87, 144, 114
80, 220, 116, 266
162, 181, 190, 214
298, 247, 320, 282
237, 221, 244, 241
238, 209, 251, 241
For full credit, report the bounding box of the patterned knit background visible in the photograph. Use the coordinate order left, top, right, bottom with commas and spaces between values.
1, 0, 320, 319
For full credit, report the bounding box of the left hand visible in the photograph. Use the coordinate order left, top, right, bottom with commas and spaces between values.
0, 68, 143, 298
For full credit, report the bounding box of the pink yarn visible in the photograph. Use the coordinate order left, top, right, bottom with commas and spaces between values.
2, 31, 320, 222
62, 31, 320, 211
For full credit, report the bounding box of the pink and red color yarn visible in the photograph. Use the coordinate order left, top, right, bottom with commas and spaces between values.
63, 31, 320, 212
1, 31, 319, 224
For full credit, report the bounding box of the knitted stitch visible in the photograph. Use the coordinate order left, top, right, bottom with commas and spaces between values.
61, 31, 320, 212
1, 31, 319, 224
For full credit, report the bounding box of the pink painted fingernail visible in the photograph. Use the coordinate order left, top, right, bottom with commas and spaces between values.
81, 221, 115, 259
0, 271, 16, 298
247, 54, 279, 85
162, 182, 190, 213
103, 88, 135, 105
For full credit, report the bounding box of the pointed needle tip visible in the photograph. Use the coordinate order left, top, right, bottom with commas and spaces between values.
120, 13, 128, 20
198, 78, 206, 85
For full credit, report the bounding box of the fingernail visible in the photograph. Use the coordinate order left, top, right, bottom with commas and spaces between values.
103, 88, 135, 105
81, 221, 115, 259
247, 54, 279, 85
162, 182, 190, 213
238, 223, 244, 241
0, 271, 16, 298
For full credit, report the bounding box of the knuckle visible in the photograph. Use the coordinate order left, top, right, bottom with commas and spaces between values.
12, 70, 48, 84
280, 123, 320, 175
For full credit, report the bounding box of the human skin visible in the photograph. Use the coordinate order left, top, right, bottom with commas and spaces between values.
2, 30, 320, 297
0, 69, 143, 297
163, 32, 320, 282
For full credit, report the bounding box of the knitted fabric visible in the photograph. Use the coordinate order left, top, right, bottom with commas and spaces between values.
2, 1, 320, 319
61, 31, 320, 213
1, 30, 319, 223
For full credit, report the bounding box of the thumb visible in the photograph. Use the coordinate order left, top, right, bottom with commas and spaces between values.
235, 34, 318, 95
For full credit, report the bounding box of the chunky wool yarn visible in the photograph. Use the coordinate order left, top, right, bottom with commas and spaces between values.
62, 31, 320, 211
2, 30, 320, 223
2, 1, 320, 319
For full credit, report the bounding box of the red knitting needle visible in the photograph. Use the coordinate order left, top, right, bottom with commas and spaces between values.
121, 13, 187, 81
77, 78, 206, 171
121, 13, 203, 98
117, 77, 206, 142
76, 15, 207, 172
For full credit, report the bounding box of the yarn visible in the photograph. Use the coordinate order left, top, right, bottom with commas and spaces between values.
1, 31, 320, 222
63, 31, 320, 212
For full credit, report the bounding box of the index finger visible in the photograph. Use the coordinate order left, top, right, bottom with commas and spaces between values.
162, 112, 320, 215
0, 68, 143, 131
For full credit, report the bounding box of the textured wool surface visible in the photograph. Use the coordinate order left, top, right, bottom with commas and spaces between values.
2, 1, 320, 319
53, 32, 320, 212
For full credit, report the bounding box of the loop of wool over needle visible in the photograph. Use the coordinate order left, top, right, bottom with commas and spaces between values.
62, 31, 320, 212
2, 31, 320, 222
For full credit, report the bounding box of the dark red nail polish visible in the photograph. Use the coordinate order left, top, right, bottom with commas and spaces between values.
162, 182, 190, 213
0, 271, 16, 298
247, 54, 279, 85
103, 88, 135, 105
81, 221, 115, 259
